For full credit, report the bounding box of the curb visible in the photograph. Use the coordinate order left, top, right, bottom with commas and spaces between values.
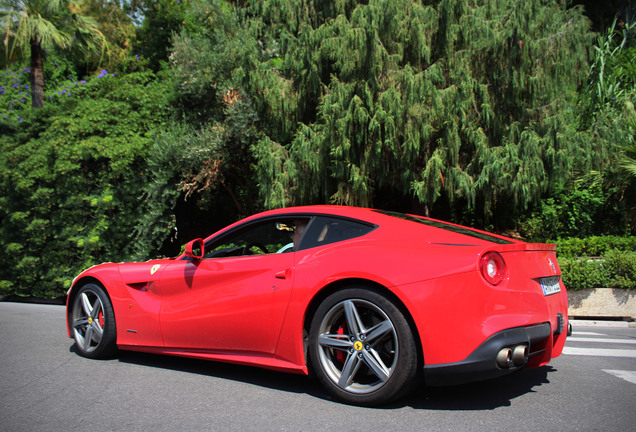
0, 295, 66, 305
570, 318, 636, 328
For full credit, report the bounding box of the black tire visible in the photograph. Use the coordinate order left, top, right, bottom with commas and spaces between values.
308, 287, 419, 406
70, 283, 117, 358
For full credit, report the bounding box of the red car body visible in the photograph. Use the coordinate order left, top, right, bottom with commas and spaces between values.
67, 205, 569, 405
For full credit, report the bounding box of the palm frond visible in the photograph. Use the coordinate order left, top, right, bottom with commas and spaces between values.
71, 13, 106, 56
621, 158, 636, 176
1, 0, 103, 54
29, 14, 72, 47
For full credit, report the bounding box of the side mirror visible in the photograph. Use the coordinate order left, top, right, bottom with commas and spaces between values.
184, 238, 204, 259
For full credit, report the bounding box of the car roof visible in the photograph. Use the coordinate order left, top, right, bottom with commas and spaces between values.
252, 205, 379, 221
246, 205, 518, 245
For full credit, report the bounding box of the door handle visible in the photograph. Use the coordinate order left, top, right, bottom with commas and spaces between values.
275, 269, 291, 279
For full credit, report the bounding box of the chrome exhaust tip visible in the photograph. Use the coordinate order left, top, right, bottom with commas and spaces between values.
512, 345, 529, 366
496, 348, 513, 368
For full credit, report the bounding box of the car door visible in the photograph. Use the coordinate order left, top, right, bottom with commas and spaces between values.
158, 253, 295, 353
157, 217, 304, 354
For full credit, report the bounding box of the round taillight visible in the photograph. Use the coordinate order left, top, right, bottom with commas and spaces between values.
480, 251, 506, 285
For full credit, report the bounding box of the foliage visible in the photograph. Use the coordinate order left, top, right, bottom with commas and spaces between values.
0, 0, 106, 107
555, 236, 636, 290
75, 0, 140, 72
0, 50, 78, 127
248, 0, 596, 229
0, 70, 171, 298
0, 66, 31, 125
2, 1, 635, 299
132, 0, 263, 258
603, 250, 636, 289
517, 175, 630, 240
560, 252, 636, 290
169, 0, 248, 125
554, 236, 636, 258
42, 47, 81, 84
132, 123, 222, 258
578, 17, 635, 128
133, 95, 262, 259
559, 258, 611, 290
576, 14, 636, 232
135, 0, 190, 71
623, 124, 636, 176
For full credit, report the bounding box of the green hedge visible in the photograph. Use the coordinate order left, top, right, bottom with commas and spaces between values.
554, 237, 636, 290
553, 236, 636, 258
0, 71, 171, 299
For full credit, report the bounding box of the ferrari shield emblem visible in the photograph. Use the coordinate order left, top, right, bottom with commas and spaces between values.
150, 264, 161, 275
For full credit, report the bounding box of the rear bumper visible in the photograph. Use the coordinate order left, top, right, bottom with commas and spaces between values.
423, 322, 553, 386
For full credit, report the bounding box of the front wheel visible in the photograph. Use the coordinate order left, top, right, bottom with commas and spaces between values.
71, 283, 117, 358
309, 288, 419, 406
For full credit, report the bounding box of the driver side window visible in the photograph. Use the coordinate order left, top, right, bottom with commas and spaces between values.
204, 217, 311, 258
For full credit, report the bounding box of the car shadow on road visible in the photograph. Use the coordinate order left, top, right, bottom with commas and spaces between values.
111, 347, 555, 409
114, 349, 330, 399
402, 366, 555, 410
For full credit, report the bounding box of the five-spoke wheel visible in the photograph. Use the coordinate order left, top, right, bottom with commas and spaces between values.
309, 288, 419, 406
71, 283, 117, 358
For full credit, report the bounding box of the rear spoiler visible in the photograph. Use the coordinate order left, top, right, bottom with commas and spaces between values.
493, 243, 557, 253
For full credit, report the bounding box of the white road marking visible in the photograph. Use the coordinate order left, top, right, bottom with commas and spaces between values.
567, 337, 636, 345
572, 331, 605, 336
565, 331, 636, 385
603, 370, 636, 385
562, 347, 636, 358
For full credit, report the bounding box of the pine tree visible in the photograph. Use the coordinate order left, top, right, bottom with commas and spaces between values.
248, 0, 595, 227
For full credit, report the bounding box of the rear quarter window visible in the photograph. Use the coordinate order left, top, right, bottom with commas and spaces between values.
298, 216, 376, 250
375, 210, 513, 245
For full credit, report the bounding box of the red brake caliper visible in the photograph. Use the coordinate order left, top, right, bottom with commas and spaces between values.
336, 322, 346, 364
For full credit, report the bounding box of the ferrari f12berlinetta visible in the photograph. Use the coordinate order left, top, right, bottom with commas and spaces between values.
67, 205, 569, 406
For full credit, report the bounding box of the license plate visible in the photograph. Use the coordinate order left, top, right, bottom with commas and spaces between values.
540, 276, 561, 296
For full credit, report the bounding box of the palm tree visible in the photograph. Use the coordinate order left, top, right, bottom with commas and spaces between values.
1, 0, 105, 107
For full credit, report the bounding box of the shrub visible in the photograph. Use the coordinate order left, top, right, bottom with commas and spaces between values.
518, 179, 631, 241
556, 237, 636, 290
560, 257, 611, 290
554, 236, 636, 258
0, 71, 171, 299
603, 250, 636, 289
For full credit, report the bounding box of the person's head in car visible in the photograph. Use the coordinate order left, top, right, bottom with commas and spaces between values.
292, 220, 307, 250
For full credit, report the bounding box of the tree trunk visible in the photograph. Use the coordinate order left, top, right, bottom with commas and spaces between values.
30, 37, 44, 108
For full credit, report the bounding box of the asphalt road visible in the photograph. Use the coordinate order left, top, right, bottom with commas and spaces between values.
1, 302, 635, 431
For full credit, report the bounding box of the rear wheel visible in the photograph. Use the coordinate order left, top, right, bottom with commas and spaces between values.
309, 288, 419, 406
71, 283, 117, 358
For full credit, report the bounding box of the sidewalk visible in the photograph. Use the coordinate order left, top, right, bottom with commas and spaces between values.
569, 318, 636, 328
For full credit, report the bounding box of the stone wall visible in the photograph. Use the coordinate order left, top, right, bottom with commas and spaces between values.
568, 288, 636, 320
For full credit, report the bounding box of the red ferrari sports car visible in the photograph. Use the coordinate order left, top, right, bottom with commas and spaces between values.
67, 205, 569, 405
